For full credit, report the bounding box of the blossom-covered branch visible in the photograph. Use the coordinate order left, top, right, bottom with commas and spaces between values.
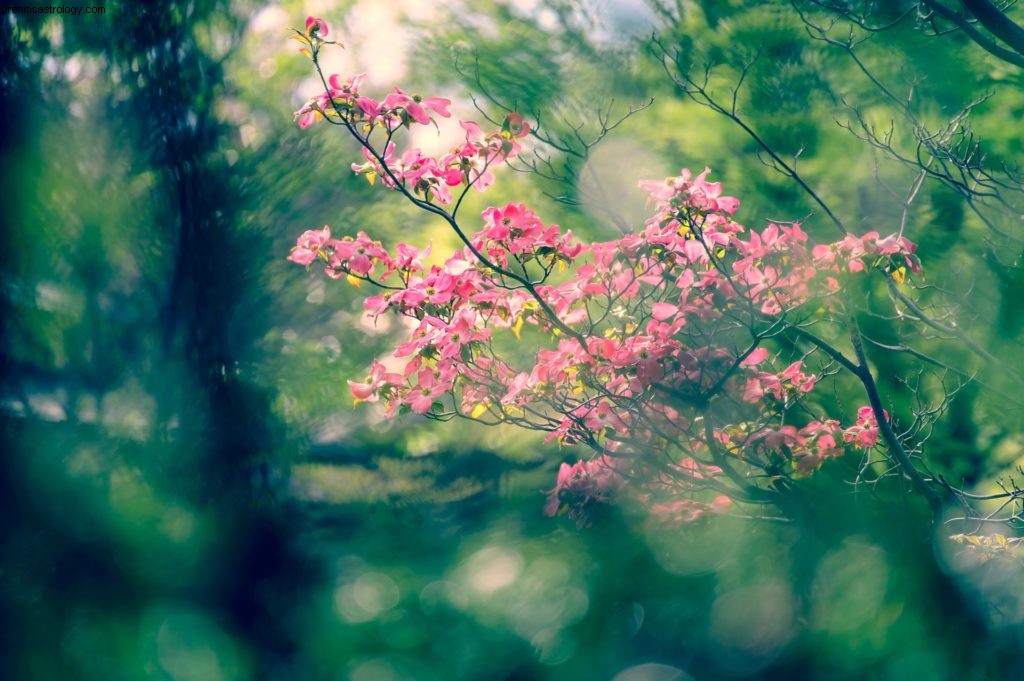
286, 17, 1021, 534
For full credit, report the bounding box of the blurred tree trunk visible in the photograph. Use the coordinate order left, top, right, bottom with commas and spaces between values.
105, 3, 315, 676
0, 3, 318, 678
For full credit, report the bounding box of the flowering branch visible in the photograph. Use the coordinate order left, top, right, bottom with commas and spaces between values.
285, 17, 1018, 536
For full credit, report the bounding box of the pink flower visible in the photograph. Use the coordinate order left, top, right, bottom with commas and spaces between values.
504, 112, 531, 139
357, 97, 382, 119
329, 73, 366, 95
347, 360, 402, 404
781, 361, 816, 392
740, 347, 769, 367
394, 242, 429, 272
544, 455, 624, 522
305, 16, 329, 37
437, 308, 489, 360
295, 106, 319, 130
742, 372, 783, 403
651, 302, 678, 322
842, 406, 885, 448
406, 366, 452, 414
395, 315, 447, 358
383, 88, 452, 125
636, 357, 664, 384
853, 428, 879, 448
422, 96, 452, 118
756, 425, 806, 452
288, 225, 331, 266
480, 203, 542, 243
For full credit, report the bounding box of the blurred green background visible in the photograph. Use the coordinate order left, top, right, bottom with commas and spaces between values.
2, 1, 1024, 679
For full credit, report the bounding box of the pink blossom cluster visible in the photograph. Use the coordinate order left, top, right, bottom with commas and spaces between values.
543, 452, 731, 527
740, 349, 818, 404
285, 226, 391, 280
346, 113, 529, 205
812, 231, 921, 282
288, 18, 919, 524
843, 406, 883, 449
740, 418, 867, 475
703, 408, 882, 479
541, 453, 737, 526
292, 59, 528, 205
544, 455, 626, 525
293, 69, 452, 134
